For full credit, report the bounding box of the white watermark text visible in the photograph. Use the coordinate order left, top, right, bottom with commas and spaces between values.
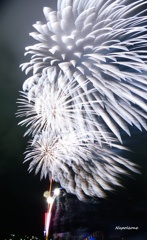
115, 226, 139, 231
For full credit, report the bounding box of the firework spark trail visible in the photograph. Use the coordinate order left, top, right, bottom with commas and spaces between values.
17, 0, 147, 200
53, 195, 61, 229
21, 0, 147, 141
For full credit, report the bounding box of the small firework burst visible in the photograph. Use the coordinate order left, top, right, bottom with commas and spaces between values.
24, 130, 139, 200
17, 71, 110, 142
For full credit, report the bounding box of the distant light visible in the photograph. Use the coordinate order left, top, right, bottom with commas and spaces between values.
43, 191, 50, 198
47, 196, 54, 204
54, 188, 60, 196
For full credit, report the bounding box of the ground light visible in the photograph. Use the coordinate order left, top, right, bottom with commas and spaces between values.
43, 183, 60, 240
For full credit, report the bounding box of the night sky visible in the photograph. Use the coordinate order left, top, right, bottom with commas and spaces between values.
0, 0, 147, 239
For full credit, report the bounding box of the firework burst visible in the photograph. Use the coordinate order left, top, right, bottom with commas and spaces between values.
24, 130, 139, 200
21, 0, 147, 141
17, 71, 111, 143
17, 0, 147, 200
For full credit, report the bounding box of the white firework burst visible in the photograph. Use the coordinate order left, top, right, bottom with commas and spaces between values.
21, 0, 147, 141
17, 0, 147, 200
17, 71, 111, 143
24, 130, 139, 201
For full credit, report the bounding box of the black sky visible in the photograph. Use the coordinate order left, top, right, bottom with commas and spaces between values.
0, 0, 147, 239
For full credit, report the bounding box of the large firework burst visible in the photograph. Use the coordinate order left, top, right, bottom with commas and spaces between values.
17, 0, 147, 200
21, 0, 147, 141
